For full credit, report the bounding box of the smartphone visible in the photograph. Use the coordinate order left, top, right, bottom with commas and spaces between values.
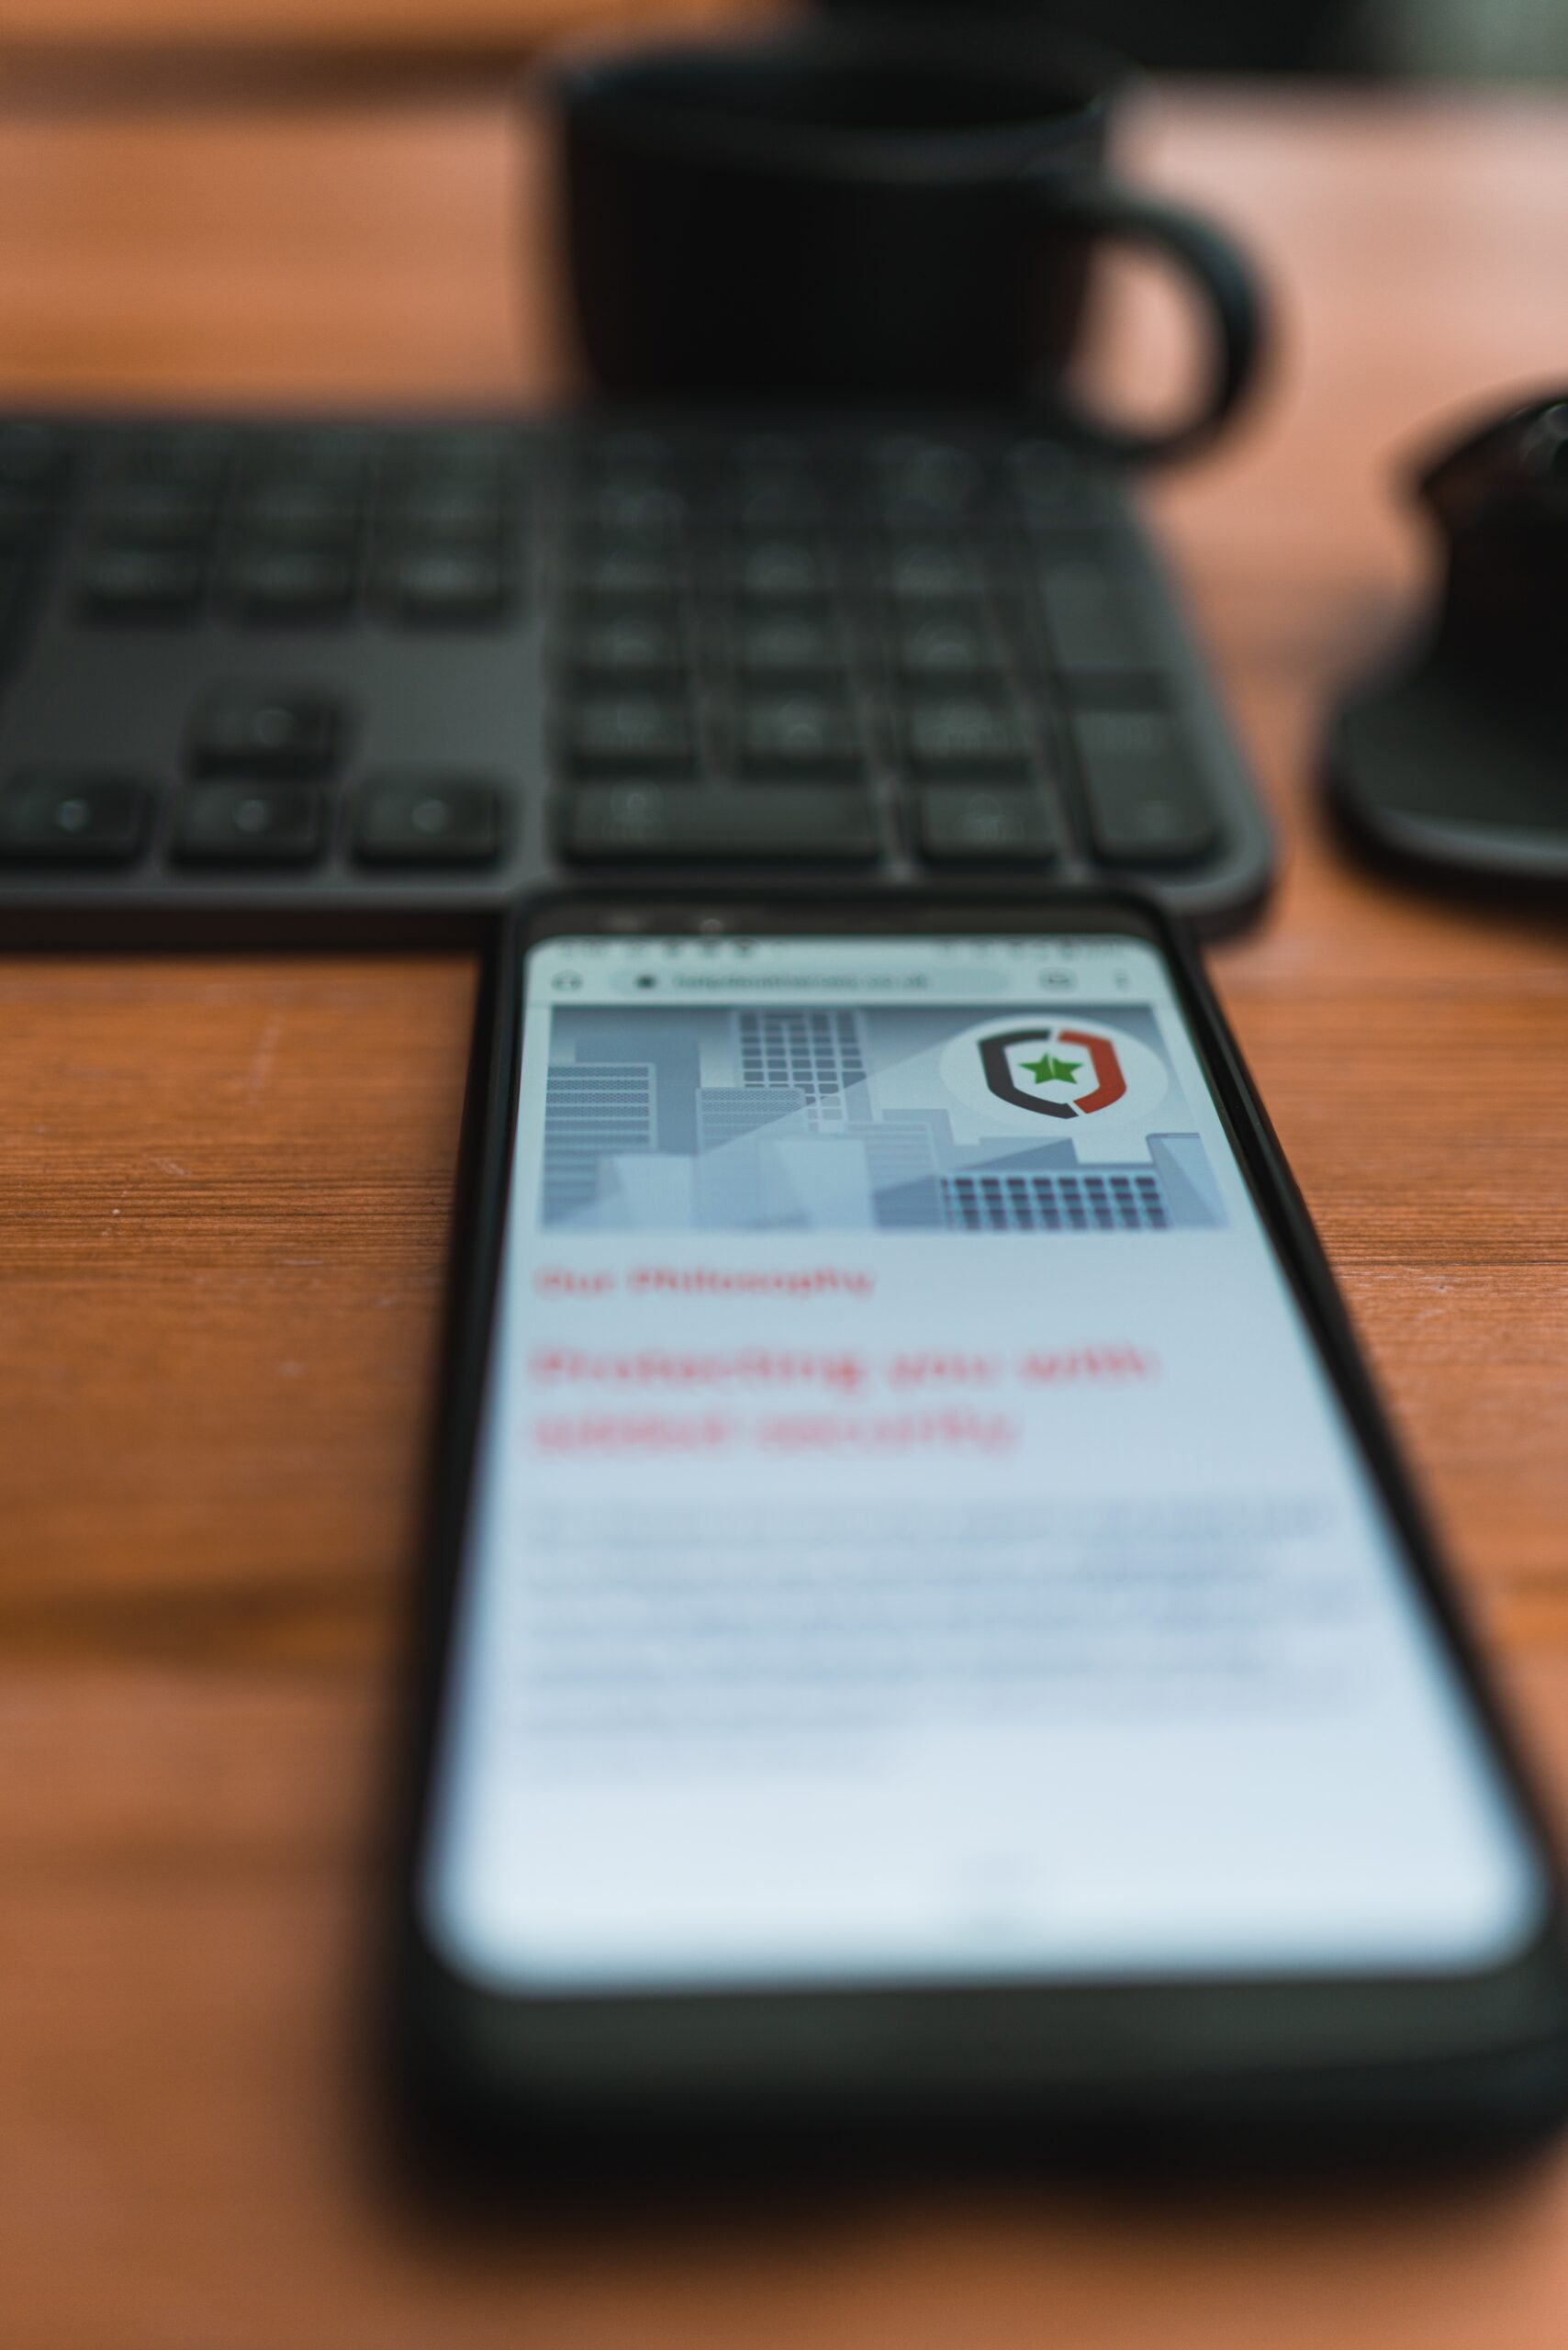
396, 892, 1568, 2152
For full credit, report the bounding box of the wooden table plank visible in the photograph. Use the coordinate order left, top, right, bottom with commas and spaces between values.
1, 957, 476, 1642
4, 76, 1568, 2350
0, 0, 756, 58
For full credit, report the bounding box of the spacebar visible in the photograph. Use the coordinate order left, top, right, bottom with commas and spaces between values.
562, 785, 880, 862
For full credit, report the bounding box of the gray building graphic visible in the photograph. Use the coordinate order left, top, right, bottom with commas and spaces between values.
736, 1009, 868, 1125
540, 1007, 1226, 1235
542, 1063, 655, 1223
695, 1085, 809, 1147
936, 1136, 1215, 1233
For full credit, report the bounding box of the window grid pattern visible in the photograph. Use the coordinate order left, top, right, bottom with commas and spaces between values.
737, 1011, 867, 1125
543, 1064, 655, 1219
940, 1169, 1170, 1233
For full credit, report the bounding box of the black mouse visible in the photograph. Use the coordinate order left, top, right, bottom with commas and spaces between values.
1329, 389, 1568, 885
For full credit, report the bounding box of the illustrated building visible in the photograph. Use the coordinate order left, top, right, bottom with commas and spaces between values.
693, 1086, 812, 1226
575, 1024, 700, 1150
695, 1085, 809, 1147
541, 1013, 1225, 1234
735, 1009, 868, 1125
542, 1062, 655, 1222
940, 1167, 1169, 1232
931, 1135, 1221, 1233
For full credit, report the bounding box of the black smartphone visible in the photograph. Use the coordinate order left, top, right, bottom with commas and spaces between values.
396, 891, 1568, 2154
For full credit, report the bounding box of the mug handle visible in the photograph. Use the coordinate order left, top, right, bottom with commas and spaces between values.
1020, 174, 1266, 464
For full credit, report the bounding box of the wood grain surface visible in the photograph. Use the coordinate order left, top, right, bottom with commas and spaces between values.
0, 0, 758, 61
5, 71, 1568, 2350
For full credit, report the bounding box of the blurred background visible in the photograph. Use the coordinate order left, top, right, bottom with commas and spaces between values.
6, 0, 1568, 77
4, 0, 1568, 76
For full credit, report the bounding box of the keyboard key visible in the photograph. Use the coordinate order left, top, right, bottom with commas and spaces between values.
381, 547, 510, 622
1036, 544, 1159, 679
81, 544, 205, 621
190, 687, 344, 780
563, 784, 879, 863
0, 423, 69, 491
885, 542, 986, 601
0, 485, 51, 544
235, 480, 362, 544
382, 492, 510, 549
736, 609, 846, 679
386, 439, 515, 515
174, 783, 325, 866
354, 774, 502, 867
228, 545, 354, 621
739, 691, 864, 778
722, 435, 814, 507
916, 785, 1058, 866
113, 430, 230, 490
729, 477, 818, 531
396, 431, 515, 487
897, 611, 1005, 682
588, 427, 676, 473
873, 437, 983, 526
584, 454, 678, 510
95, 479, 215, 546
734, 541, 829, 600
563, 693, 694, 778
566, 609, 686, 682
575, 482, 685, 540
904, 695, 1030, 777
570, 545, 681, 600
1072, 707, 1218, 864
250, 428, 375, 479
237, 443, 370, 522
0, 771, 149, 864
1011, 442, 1112, 529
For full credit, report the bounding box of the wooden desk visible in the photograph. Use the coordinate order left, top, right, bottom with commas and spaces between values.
5, 73, 1568, 2350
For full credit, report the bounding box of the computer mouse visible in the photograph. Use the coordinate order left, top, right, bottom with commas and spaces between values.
1328, 389, 1568, 885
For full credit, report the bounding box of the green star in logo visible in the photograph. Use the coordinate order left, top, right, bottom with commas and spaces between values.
1021, 1051, 1081, 1087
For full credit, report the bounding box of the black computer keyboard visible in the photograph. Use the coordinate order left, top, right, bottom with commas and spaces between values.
0, 408, 1271, 940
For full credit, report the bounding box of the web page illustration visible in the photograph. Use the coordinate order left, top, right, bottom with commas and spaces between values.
540, 1003, 1226, 1234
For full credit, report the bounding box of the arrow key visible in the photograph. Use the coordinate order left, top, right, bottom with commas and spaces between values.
916, 786, 1058, 867
1073, 707, 1218, 865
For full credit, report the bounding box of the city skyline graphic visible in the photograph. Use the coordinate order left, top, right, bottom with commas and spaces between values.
540, 1004, 1226, 1235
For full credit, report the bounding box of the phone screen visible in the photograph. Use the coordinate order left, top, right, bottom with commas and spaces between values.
421, 927, 1543, 1995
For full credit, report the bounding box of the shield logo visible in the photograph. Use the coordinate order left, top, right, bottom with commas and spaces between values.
978, 1025, 1128, 1118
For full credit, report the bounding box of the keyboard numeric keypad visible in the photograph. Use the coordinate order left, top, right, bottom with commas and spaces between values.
1, 414, 1252, 907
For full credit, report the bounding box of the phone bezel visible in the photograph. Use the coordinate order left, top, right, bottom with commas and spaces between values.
391, 890, 1568, 2143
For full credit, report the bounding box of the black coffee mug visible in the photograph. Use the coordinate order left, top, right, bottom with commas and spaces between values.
548, 17, 1266, 464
